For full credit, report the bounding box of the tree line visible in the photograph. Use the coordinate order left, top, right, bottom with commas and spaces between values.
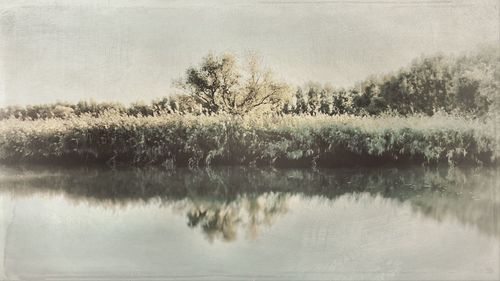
284, 46, 498, 117
1, 46, 497, 120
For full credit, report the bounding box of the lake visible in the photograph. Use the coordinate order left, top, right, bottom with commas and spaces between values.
0, 165, 498, 280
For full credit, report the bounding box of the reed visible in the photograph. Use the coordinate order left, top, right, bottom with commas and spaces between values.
0, 113, 497, 167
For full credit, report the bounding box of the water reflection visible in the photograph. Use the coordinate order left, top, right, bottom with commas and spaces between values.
0, 165, 498, 241
179, 193, 289, 242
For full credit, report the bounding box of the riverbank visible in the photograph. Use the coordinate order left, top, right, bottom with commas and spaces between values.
0, 113, 497, 167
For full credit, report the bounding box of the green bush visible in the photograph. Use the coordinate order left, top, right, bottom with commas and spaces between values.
0, 113, 496, 167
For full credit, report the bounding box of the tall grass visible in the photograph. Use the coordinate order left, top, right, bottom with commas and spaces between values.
0, 113, 497, 167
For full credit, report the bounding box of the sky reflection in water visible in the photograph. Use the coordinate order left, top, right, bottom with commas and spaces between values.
0, 165, 498, 280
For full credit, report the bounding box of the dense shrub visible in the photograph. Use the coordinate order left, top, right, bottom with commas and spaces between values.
0, 96, 199, 120
282, 46, 499, 117
0, 113, 496, 167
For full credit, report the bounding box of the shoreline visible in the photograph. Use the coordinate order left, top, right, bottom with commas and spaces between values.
0, 114, 497, 168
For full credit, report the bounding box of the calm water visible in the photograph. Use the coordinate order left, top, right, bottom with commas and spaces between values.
0, 165, 498, 280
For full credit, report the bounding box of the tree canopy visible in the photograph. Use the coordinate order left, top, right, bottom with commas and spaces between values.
177, 53, 290, 115
0, 47, 497, 120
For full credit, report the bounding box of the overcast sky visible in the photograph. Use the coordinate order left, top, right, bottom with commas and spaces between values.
0, 0, 498, 106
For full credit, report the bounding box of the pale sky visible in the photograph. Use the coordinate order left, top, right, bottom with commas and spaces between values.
0, 0, 498, 106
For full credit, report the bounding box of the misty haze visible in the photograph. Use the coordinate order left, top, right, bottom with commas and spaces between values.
0, 0, 499, 280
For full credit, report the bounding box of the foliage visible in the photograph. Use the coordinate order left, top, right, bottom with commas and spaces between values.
1, 46, 497, 120
177, 53, 291, 115
282, 46, 499, 117
0, 96, 200, 120
0, 113, 496, 167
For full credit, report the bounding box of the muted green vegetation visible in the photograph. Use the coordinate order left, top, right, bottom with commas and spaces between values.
0, 47, 498, 167
1, 46, 498, 120
0, 113, 497, 167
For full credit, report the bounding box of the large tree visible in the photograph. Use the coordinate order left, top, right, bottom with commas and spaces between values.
178, 53, 290, 115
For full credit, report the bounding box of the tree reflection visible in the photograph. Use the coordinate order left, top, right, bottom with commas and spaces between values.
178, 193, 290, 242
0, 165, 498, 241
